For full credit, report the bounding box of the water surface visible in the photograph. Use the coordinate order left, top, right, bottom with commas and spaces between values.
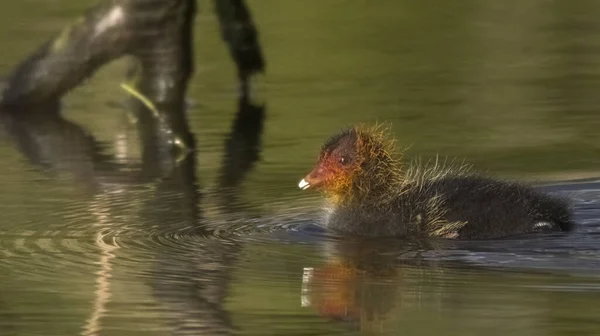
1, 1, 600, 335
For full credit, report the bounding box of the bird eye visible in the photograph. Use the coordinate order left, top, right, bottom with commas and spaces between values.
339, 156, 350, 165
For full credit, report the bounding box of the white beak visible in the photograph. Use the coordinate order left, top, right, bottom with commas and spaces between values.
298, 179, 310, 190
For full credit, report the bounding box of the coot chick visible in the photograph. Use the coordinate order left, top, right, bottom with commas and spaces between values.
298, 125, 574, 239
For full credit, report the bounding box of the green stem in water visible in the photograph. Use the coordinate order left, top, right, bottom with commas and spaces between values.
120, 82, 160, 118
120, 82, 188, 152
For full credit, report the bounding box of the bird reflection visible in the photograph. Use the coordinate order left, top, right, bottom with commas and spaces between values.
301, 238, 448, 334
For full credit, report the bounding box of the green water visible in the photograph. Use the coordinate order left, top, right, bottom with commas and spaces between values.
1, 1, 600, 335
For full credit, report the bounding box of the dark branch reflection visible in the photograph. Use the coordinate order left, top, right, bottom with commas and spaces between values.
217, 92, 265, 209
0, 0, 268, 333
0, 85, 265, 334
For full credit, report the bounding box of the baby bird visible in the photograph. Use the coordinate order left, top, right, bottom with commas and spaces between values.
298, 125, 574, 239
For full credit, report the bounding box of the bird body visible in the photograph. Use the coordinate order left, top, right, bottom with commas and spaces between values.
298, 125, 573, 239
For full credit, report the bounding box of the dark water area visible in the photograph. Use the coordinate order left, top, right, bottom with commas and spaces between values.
2, 1, 600, 335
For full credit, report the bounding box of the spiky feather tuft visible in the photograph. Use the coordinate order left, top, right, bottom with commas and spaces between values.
320, 123, 475, 237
